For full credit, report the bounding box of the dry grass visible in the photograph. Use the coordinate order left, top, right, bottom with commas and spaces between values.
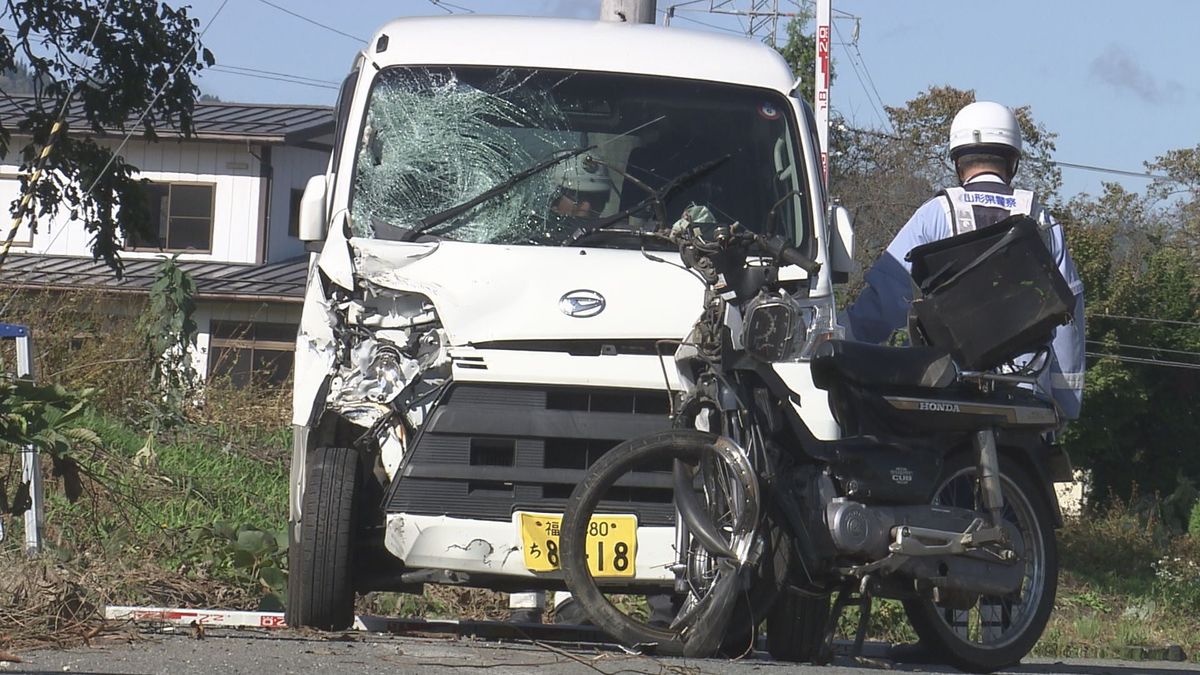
0, 287, 151, 416
0, 550, 259, 652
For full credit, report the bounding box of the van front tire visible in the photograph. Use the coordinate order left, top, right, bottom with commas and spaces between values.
289, 446, 360, 630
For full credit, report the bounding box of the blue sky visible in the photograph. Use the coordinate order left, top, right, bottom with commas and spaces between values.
193, 0, 1198, 201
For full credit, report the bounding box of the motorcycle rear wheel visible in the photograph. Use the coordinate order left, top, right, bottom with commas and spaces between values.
902, 454, 1058, 673
560, 429, 759, 657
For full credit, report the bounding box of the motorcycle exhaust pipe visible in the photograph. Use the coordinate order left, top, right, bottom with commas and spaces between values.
902, 556, 1024, 598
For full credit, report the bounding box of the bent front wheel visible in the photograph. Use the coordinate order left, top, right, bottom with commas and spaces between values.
559, 430, 758, 657
903, 455, 1058, 673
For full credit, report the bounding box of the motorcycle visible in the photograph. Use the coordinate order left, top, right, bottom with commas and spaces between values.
558, 211, 1076, 672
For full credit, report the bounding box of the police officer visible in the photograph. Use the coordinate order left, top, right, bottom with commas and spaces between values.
844, 101, 1086, 420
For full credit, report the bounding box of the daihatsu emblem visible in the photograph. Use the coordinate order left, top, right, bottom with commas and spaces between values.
559, 289, 606, 318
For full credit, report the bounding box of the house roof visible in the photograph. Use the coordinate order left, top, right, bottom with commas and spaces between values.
0, 253, 308, 303
0, 96, 334, 145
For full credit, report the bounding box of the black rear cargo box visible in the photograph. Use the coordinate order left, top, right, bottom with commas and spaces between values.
907, 215, 1074, 371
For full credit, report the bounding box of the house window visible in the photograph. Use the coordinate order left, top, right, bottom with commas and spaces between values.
288, 188, 304, 237
128, 182, 214, 252
208, 321, 297, 387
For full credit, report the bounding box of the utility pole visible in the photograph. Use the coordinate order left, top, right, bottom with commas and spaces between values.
814, 0, 831, 188
600, 0, 657, 23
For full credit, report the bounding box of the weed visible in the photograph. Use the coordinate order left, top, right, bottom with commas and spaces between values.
1116, 616, 1151, 647
1073, 615, 1103, 642
1062, 588, 1111, 614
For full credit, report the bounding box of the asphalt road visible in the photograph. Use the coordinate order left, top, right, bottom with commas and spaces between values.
2, 630, 1196, 675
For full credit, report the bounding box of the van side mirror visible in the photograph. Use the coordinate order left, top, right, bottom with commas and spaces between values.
298, 175, 328, 242
829, 205, 858, 282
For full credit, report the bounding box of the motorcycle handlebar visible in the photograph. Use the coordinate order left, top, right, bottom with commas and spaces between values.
674, 224, 822, 276
755, 233, 822, 276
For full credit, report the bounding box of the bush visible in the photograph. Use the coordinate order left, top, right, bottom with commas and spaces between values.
1059, 492, 1167, 593
1190, 500, 1200, 539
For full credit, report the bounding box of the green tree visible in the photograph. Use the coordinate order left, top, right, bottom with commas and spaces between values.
777, 7, 827, 104
1058, 181, 1200, 504
0, 0, 214, 273
1146, 144, 1200, 256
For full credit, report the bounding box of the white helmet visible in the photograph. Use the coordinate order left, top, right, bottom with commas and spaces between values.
551, 154, 612, 195
948, 101, 1022, 160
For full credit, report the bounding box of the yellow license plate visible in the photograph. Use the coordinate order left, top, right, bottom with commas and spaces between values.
519, 512, 637, 577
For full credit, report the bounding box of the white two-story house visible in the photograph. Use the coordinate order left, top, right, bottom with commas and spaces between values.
0, 97, 333, 386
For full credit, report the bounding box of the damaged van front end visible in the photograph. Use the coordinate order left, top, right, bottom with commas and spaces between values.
287, 16, 849, 629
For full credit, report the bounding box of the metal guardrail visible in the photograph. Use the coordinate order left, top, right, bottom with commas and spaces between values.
0, 322, 41, 555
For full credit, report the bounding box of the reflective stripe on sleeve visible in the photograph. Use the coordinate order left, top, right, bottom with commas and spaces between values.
1052, 372, 1085, 390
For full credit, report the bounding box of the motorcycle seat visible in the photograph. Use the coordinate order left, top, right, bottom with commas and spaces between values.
811, 339, 957, 391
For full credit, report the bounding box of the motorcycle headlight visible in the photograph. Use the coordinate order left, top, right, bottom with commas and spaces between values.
742, 293, 803, 362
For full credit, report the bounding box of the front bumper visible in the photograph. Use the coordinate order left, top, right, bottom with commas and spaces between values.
383, 513, 676, 583
371, 353, 837, 588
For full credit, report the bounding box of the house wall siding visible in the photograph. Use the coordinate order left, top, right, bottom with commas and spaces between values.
2, 138, 288, 264
267, 145, 330, 263
2, 138, 330, 264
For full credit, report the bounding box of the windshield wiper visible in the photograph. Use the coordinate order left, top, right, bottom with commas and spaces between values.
564, 154, 731, 244
402, 144, 595, 241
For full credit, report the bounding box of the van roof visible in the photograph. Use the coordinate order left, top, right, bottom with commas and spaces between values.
366, 15, 797, 94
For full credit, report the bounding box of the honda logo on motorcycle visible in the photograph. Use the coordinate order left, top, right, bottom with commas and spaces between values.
559, 289, 606, 318
919, 400, 961, 413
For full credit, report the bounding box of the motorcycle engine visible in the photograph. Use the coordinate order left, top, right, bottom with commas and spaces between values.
825, 498, 891, 560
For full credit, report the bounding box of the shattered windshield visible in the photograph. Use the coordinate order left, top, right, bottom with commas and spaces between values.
350, 66, 811, 248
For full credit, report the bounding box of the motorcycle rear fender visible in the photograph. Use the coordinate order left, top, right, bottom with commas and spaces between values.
997, 430, 1071, 529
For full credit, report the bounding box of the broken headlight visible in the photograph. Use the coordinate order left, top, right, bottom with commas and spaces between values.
742, 293, 843, 363
742, 292, 803, 362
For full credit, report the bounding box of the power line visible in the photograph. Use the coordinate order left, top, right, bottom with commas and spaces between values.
211, 64, 338, 86
1085, 340, 1200, 359
1086, 351, 1200, 371
1092, 313, 1200, 328
658, 9, 747, 35
209, 65, 339, 90
428, 0, 475, 13
831, 21, 888, 131
836, 123, 1182, 183
1054, 161, 1169, 181
253, 0, 365, 43
847, 39, 892, 133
